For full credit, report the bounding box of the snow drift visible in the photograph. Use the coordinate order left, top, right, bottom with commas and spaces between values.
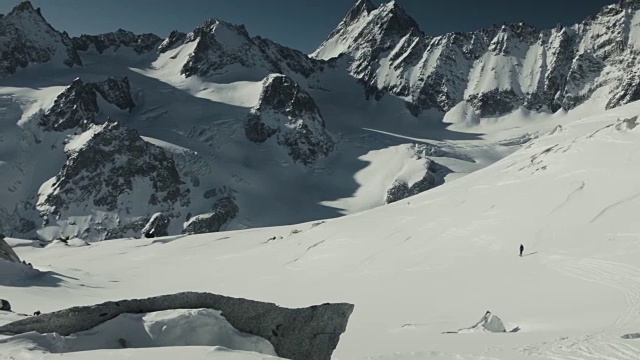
0, 308, 277, 355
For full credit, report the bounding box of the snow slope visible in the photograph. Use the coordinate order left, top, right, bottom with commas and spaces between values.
3, 101, 640, 359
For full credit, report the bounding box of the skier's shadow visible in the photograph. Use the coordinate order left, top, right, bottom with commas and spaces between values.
522, 252, 539, 257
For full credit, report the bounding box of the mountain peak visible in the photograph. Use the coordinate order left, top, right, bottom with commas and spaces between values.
342, 0, 376, 25
312, 0, 420, 60
0, 0, 82, 77
374, 0, 420, 33
10, 1, 38, 14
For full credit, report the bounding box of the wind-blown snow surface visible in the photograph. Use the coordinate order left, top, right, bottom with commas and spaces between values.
3, 102, 640, 359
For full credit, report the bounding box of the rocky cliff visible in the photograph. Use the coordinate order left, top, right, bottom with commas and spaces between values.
313, 0, 640, 117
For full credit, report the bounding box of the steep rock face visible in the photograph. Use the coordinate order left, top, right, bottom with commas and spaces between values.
92, 77, 136, 111
36, 122, 189, 240
183, 197, 239, 235
245, 74, 334, 165
0, 292, 355, 360
161, 18, 325, 81
0, 235, 21, 263
0, 1, 81, 78
313, 0, 640, 116
71, 29, 161, 55
39, 77, 135, 131
157, 30, 186, 53
39, 78, 98, 132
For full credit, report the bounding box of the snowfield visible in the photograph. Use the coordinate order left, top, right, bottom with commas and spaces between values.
3, 101, 640, 359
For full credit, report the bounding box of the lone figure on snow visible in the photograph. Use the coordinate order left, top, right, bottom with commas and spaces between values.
519, 244, 524, 257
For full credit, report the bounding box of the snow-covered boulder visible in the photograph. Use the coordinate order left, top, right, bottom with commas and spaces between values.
0, 1, 81, 78
476, 311, 507, 333
245, 74, 334, 165
453, 311, 516, 334
183, 197, 238, 235
0, 292, 355, 360
1, 309, 278, 355
385, 152, 451, 204
36, 122, 190, 240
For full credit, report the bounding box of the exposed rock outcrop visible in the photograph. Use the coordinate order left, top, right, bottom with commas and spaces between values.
0, 292, 355, 360
386, 160, 450, 203
157, 30, 186, 53
92, 77, 136, 111
36, 122, 189, 240
39, 78, 98, 132
0, 299, 11, 312
141, 213, 171, 238
183, 197, 238, 235
39, 77, 135, 132
445, 311, 519, 334
245, 74, 334, 165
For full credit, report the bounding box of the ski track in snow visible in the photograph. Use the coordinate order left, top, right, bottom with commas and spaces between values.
551, 181, 586, 214
589, 191, 640, 223
532, 256, 640, 359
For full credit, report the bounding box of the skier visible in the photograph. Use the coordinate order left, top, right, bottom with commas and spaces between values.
519, 244, 524, 257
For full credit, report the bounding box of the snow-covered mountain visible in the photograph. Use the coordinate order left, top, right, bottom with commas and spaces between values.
313, 0, 640, 119
5, 1, 640, 359
4, 100, 640, 359
1, 0, 638, 241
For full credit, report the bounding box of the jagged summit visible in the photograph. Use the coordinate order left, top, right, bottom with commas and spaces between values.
72, 28, 162, 55
376, 0, 420, 32
0, 0, 81, 77
312, 0, 421, 60
157, 16, 325, 81
339, 0, 376, 29
8, 0, 39, 14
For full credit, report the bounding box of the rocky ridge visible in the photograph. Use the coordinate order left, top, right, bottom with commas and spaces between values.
313, 0, 640, 117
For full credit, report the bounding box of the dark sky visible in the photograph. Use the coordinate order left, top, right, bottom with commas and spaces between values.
1, 0, 616, 53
